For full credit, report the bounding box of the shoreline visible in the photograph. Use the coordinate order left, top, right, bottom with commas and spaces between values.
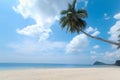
0, 67, 120, 80
0, 65, 119, 71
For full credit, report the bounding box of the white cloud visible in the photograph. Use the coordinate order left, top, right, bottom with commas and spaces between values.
13, 0, 89, 40
114, 13, 120, 19
16, 24, 52, 41
108, 13, 120, 49
66, 27, 100, 54
91, 55, 97, 59
11, 0, 90, 55
9, 39, 66, 54
89, 49, 120, 63
84, 0, 88, 8
93, 45, 100, 49
104, 13, 110, 20
77, 0, 88, 8
108, 13, 120, 42
9, 40, 39, 54
91, 30, 100, 36
104, 50, 120, 62
89, 13, 120, 63
86, 27, 95, 33
12, 0, 90, 54
86, 27, 100, 36
13, 0, 88, 42
13, 0, 75, 41
66, 34, 89, 53
90, 51, 97, 59
90, 51, 96, 54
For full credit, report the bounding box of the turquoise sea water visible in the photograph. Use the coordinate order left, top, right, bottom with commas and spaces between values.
0, 63, 115, 70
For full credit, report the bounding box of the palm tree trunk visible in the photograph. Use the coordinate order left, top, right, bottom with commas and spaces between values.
81, 30, 120, 46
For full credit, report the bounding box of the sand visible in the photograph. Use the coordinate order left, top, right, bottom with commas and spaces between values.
0, 67, 120, 80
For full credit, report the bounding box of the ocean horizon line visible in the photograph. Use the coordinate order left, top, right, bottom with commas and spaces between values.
0, 62, 92, 65
0, 63, 117, 70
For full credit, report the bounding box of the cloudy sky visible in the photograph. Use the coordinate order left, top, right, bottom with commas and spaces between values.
0, 0, 120, 64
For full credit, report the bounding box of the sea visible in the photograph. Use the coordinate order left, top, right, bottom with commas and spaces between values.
0, 63, 115, 70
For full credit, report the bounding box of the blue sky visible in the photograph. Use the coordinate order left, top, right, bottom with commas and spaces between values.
0, 0, 120, 64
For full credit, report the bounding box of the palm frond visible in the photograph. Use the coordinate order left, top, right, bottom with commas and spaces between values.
117, 45, 120, 49
68, 3, 73, 12
118, 35, 120, 38
117, 29, 120, 31
61, 10, 68, 15
72, 0, 76, 9
59, 0, 87, 34
77, 9, 88, 18
60, 16, 69, 29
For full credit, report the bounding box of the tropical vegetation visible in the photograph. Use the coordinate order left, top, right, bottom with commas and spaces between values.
60, 0, 120, 48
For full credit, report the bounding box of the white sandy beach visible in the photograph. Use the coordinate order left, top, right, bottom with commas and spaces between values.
0, 68, 120, 80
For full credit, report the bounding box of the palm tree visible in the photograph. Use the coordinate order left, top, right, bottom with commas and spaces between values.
117, 29, 120, 49
117, 35, 120, 49
60, 0, 120, 47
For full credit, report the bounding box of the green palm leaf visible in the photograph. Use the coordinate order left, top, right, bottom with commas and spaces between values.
60, 0, 87, 33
